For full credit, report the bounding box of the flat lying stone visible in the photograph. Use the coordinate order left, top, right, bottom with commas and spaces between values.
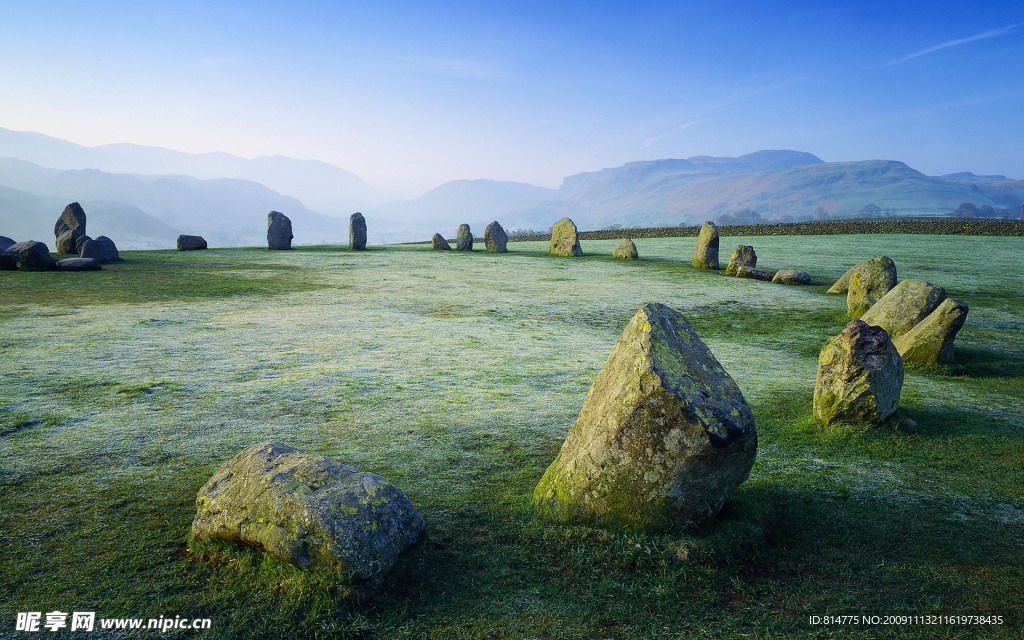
58, 258, 102, 271
772, 269, 811, 285
734, 264, 774, 281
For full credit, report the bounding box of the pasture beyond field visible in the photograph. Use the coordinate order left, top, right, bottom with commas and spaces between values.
1, 234, 1022, 639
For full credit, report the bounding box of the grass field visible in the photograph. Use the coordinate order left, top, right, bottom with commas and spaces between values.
1, 234, 1022, 639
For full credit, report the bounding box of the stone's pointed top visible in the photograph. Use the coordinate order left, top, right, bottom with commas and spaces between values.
431, 233, 451, 250
54, 202, 87, 254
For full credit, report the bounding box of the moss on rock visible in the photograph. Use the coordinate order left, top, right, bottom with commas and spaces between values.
847, 256, 897, 319
892, 298, 968, 363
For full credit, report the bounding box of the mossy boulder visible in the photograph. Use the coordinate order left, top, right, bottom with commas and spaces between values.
431, 233, 451, 250
860, 279, 946, 340
846, 256, 897, 318
550, 217, 583, 257
7, 240, 57, 270
813, 319, 903, 427
350, 213, 367, 251
892, 298, 968, 363
613, 238, 638, 260
532, 303, 757, 532
827, 264, 857, 294
772, 269, 811, 285
692, 221, 719, 269
54, 202, 87, 254
456, 224, 473, 251
192, 442, 424, 583
267, 211, 293, 250
484, 221, 508, 253
734, 264, 774, 281
725, 245, 757, 276
80, 236, 121, 263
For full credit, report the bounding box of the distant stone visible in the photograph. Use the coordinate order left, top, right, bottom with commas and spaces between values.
267, 211, 293, 250
350, 212, 367, 251
827, 264, 857, 294
80, 236, 121, 263
772, 269, 811, 285
484, 221, 508, 253
58, 257, 102, 271
860, 279, 946, 340
892, 298, 968, 364
613, 238, 638, 260
192, 442, 424, 583
177, 235, 208, 251
549, 217, 583, 257
692, 221, 720, 269
734, 264, 774, 281
431, 233, 451, 250
725, 245, 757, 276
813, 319, 903, 427
54, 203, 87, 254
456, 224, 473, 251
7, 241, 57, 271
847, 256, 897, 319
74, 235, 93, 254
532, 303, 757, 532
0, 236, 14, 252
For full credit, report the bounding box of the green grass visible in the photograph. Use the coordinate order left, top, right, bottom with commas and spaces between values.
1, 235, 1022, 639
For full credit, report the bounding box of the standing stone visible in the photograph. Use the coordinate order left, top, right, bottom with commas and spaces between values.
6, 241, 57, 270
772, 269, 811, 285
350, 212, 367, 251
456, 224, 473, 251
813, 319, 903, 427
612, 238, 638, 260
54, 203, 87, 254
892, 298, 968, 364
80, 236, 121, 263
692, 221, 720, 269
484, 221, 508, 253
549, 217, 583, 257
847, 256, 897, 319
431, 233, 451, 250
58, 257, 102, 271
533, 303, 757, 532
0, 236, 14, 252
192, 442, 424, 583
267, 211, 293, 250
860, 279, 946, 340
725, 245, 757, 276
827, 264, 858, 294
177, 235, 208, 251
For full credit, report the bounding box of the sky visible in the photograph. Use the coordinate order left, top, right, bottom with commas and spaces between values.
1, 0, 1023, 198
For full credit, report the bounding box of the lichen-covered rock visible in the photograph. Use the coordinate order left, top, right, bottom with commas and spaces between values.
813, 319, 903, 427
350, 213, 367, 251
827, 264, 857, 294
549, 217, 583, 257
80, 236, 121, 263
484, 221, 507, 253
267, 211, 293, 250
456, 224, 473, 251
192, 442, 425, 583
58, 257, 102, 271
847, 256, 897, 318
772, 269, 811, 285
431, 233, 451, 250
54, 203, 86, 254
7, 241, 57, 270
177, 235, 208, 251
860, 279, 946, 340
725, 245, 757, 276
892, 298, 968, 364
533, 303, 757, 532
734, 264, 774, 281
692, 221, 719, 269
613, 238, 638, 260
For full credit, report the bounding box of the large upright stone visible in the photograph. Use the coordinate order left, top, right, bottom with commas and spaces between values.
80, 236, 121, 263
692, 221, 720, 269
892, 298, 968, 364
813, 319, 903, 427
267, 211, 293, 250
725, 245, 757, 276
350, 212, 367, 251
177, 235, 208, 251
847, 256, 897, 318
484, 221, 507, 253
456, 224, 473, 251
431, 233, 451, 250
533, 303, 757, 532
860, 279, 946, 340
613, 238, 638, 260
54, 203, 87, 254
6, 241, 57, 270
549, 217, 583, 257
192, 442, 425, 583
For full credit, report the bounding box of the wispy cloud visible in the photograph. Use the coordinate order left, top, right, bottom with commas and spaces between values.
887, 23, 1022, 65
643, 119, 709, 147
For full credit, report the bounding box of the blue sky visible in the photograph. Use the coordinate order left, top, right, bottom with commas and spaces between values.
1, 1, 1022, 197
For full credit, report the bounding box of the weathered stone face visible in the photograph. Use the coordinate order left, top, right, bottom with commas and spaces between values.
692, 221, 720, 269
892, 298, 968, 364
80, 236, 121, 263
58, 257, 102, 271
456, 224, 473, 251
350, 213, 367, 251
484, 221, 508, 253
74, 235, 93, 254
612, 238, 638, 260
267, 211, 293, 250
847, 256, 897, 318
725, 245, 757, 276
431, 233, 451, 250
549, 217, 583, 257
54, 203, 86, 254
533, 303, 757, 532
177, 235, 208, 251
7, 241, 57, 270
734, 264, 774, 281
772, 269, 811, 285
813, 319, 903, 427
860, 279, 946, 340
827, 264, 857, 294
192, 442, 425, 583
